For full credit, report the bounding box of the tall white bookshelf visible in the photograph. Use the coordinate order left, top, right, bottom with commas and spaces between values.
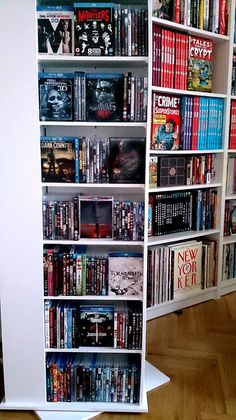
146, 0, 236, 321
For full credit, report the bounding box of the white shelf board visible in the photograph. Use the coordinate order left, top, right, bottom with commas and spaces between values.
223, 235, 236, 245
225, 194, 236, 200
44, 295, 143, 301
149, 149, 224, 155
152, 17, 229, 42
227, 149, 236, 153
45, 348, 142, 354
42, 183, 145, 190
38, 55, 149, 66
147, 287, 217, 320
149, 183, 222, 193
39, 121, 147, 128
221, 280, 236, 296
152, 86, 227, 98
148, 229, 220, 246
43, 239, 144, 246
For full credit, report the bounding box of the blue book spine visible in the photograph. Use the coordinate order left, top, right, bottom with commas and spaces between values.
217, 99, 224, 149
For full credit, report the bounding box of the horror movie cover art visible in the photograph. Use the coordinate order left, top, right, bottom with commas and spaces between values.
74, 2, 114, 56
39, 73, 74, 121
86, 73, 124, 122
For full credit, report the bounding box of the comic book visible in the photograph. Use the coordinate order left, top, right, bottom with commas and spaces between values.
38, 72, 74, 121
74, 2, 114, 56
37, 6, 74, 55
187, 36, 213, 92
151, 93, 181, 150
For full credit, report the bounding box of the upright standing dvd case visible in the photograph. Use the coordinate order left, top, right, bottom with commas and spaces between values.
86, 73, 124, 122
151, 93, 181, 150
37, 6, 74, 55
74, 2, 114, 56
187, 36, 213, 92
109, 138, 146, 183
79, 304, 114, 346
39, 72, 74, 121
108, 252, 143, 296
79, 196, 113, 238
40, 136, 79, 183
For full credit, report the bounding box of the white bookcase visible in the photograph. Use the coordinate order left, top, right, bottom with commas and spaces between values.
0, 0, 235, 415
146, 0, 236, 321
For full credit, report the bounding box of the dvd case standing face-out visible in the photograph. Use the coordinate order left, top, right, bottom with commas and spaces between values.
40, 136, 78, 183
79, 196, 113, 238
74, 2, 114, 56
37, 6, 74, 55
86, 73, 124, 122
109, 138, 146, 184
39, 73, 74, 121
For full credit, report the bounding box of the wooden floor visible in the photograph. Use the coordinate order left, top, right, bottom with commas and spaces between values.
1, 292, 236, 420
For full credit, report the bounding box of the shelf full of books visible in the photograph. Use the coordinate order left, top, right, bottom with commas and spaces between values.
145, 0, 233, 321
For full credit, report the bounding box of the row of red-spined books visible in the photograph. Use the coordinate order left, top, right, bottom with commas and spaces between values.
43, 194, 144, 241
148, 188, 217, 237
153, 26, 213, 92
147, 238, 217, 308
224, 201, 236, 236
222, 243, 236, 280
152, 0, 227, 35
44, 301, 142, 350
150, 93, 224, 151
226, 157, 236, 196
43, 246, 143, 297
46, 353, 141, 403
229, 100, 236, 149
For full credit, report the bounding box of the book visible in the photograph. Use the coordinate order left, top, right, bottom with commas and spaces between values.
40, 136, 78, 183
109, 138, 145, 183
38, 72, 74, 121
86, 73, 124, 121
151, 93, 181, 150
79, 304, 114, 346
37, 6, 74, 55
108, 252, 143, 296
158, 156, 186, 186
171, 241, 202, 297
79, 196, 113, 238
187, 36, 213, 92
149, 156, 158, 188
74, 2, 114, 56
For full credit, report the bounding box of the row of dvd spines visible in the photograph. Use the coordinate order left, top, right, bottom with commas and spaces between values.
46, 353, 141, 403
45, 301, 142, 350
43, 194, 144, 241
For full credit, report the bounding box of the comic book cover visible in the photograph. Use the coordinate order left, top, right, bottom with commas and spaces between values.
151, 93, 181, 150
79, 305, 114, 346
40, 136, 78, 183
39, 72, 74, 121
37, 6, 74, 55
74, 2, 114, 56
86, 73, 124, 122
187, 36, 213, 92
109, 138, 146, 183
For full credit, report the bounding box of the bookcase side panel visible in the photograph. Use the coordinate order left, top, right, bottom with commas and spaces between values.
0, 0, 45, 403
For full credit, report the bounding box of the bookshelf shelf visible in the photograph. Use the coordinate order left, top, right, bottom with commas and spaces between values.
43, 239, 144, 246
38, 55, 149, 67
148, 183, 222, 193
148, 229, 220, 246
149, 149, 224, 155
44, 295, 143, 301
44, 348, 143, 354
39, 121, 147, 128
151, 86, 227, 98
